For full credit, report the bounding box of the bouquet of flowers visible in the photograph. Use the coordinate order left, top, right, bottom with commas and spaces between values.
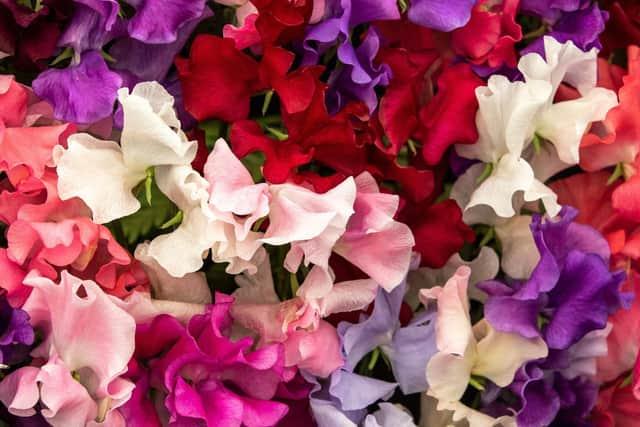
0, 0, 638, 425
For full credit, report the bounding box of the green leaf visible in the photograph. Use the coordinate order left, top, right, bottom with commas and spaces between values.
199, 120, 224, 149
118, 181, 177, 245
241, 152, 266, 183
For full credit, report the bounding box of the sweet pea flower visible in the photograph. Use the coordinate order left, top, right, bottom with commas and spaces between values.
479, 207, 630, 351
0, 271, 137, 426
231, 258, 377, 377
56, 81, 197, 224
204, 138, 270, 242
334, 172, 415, 291
455, 36, 617, 219
420, 267, 548, 426
407, 0, 476, 32
262, 176, 356, 273
0, 292, 34, 367
131, 293, 306, 427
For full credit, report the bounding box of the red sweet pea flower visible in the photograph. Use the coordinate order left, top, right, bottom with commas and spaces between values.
175, 35, 263, 123
592, 373, 640, 427
450, 0, 521, 69
252, 0, 313, 48
397, 198, 474, 268
600, 1, 640, 55
414, 63, 483, 165
376, 20, 482, 166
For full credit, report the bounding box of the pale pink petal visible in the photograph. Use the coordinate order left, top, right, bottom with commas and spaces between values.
317, 278, 378, 316
419, 266, 472, 356
204, 138, 270, 240
37, 357, 98, 427
283, 320, 343, 377
334, 173, 414, 291
22, 271, 136, 400
262, 178, 356, 269
0, 366, 40, 417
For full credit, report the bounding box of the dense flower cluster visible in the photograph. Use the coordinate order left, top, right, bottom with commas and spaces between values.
0, 0, 639, 425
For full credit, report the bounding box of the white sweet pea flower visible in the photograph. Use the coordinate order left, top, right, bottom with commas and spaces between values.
56, 82, 197, 224
454, 37, 617, 221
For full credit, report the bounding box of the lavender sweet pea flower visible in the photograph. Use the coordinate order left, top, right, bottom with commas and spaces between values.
0, 292, 34, 366
305, 278, 436, 426
32, 50, 123, 124
303, 0, 399, 113
407, 0, 476, 32
478, 207, 631, 351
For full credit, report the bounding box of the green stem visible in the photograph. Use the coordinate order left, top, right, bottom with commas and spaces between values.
265, 126, 288, 141
367, 348, 381, 371
144, 168, 154, 206
262, 90, 274, 116
607, 162, 624, 186
469, 376, 485, 391
475, 163, 494, 184
160, 210, 183, 229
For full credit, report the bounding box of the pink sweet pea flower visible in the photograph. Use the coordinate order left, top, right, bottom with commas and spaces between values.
262, 176, 356, 272
0, 271, 137, 425
204, 138, 270, 241
334, 172, 415, 291
231, 259, 377, 377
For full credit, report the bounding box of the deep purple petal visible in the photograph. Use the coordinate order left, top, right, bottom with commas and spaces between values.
407, 0, 475, 32
127, 0, 207, 44
32, 50, 123, 123
545, 251, 626, 350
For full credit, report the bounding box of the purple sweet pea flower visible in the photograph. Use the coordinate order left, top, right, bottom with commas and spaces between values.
0, 292, 34, 366
57, 2, 122, 53
510, 365, 598, 427
125, 0, 207, 44
32, 50, 123, 124
522, 2, 608, 55
519, 0, 587, 22
305, 278, 436, 426
303, 0, 399, 113
478, 207, 631, 351
326, 27, 392, 114
407, 0, 476, 32
37, 0, 209, 124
